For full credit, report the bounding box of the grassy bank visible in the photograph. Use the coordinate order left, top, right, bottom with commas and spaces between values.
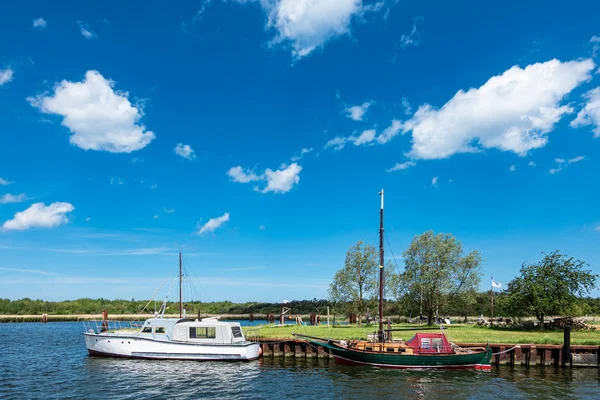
244, 323, 600, 345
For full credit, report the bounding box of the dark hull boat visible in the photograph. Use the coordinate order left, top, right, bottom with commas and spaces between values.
296, 334, 492, 370
296, 189, 492, 371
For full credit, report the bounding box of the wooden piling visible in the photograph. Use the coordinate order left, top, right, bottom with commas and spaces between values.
563, 326, 571, 366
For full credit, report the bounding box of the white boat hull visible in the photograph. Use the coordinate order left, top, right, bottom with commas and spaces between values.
84, 333, 261, 361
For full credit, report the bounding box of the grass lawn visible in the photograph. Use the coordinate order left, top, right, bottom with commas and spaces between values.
244, 323, 600, 345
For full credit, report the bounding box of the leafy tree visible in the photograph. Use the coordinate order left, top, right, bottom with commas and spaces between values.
397, 230, 482, 325
328, 240, 379, 326
503, 251, 598, 328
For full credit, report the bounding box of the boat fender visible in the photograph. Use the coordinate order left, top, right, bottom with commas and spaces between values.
258, 347, 263, 356
340, 340, 348, 347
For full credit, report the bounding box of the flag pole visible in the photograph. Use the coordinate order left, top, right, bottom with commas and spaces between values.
490, 278, 494, 327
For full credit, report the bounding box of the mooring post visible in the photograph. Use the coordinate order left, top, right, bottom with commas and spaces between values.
563, 325, 571, 366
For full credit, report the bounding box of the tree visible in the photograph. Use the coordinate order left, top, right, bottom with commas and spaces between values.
397, 230, 482, 325
503, 251, 598, 329
328, 241, 378, 326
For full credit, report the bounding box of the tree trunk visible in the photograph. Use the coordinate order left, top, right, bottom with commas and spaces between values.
427, 309, 434, 326
539, 314, 544, 331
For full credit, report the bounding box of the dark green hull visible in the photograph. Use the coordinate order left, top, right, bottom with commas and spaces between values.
302, 336, 492, 370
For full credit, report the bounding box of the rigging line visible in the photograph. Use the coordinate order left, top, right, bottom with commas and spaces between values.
138, 275, 170, 315
181, 261, 201, 309
183, 260, 205, 303
183, 258, 210, 302
384, 231, 403, 276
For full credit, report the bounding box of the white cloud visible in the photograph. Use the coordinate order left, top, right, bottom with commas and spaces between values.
0, 193, 27, 204
528, 161, 537, 167
78, 21, 97, 40
353, 129, 376, 145
387, 161, 416, 172
227, 166, 261, 183
33, 18, 47, 28
325, 120, 402, 150
377, 119, 403, 144
291, 147, 313, 161
399, 17, 422, 48
595, 224, 600, 232
257, 0, 382, 59
153, 214, 159, 219
150, 183, 158, 189
259, 225, 266, 231
2, 202, 75, 231
85, 217, 91, 222
591, 36, 600, 57
431, 176, 438, 187
324, 136, 348, 151
549, 155, 586, 174
568, 155, 586, 163
182, 0, 213, 33
28, 70, 155, 153
345, 101, 373, 121
0, 67, 14, 86
162, 208, 175, 214
509, 164, 516, 172
198, 212, 230, 234
110, 177, 124, 185
258, 163, 302, 194
403, 59, 595, 160
570, 87, 600, 138
174, 143, 196, 160
401, 97, 412, 115
229, 162, 302, 194
0, 177, 13, 185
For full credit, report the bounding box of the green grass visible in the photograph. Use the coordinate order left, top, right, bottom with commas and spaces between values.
244, 323, 600, 345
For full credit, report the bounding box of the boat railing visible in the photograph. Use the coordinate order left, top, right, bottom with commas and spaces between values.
245, 328, 261, 342
83, 320, 143, 334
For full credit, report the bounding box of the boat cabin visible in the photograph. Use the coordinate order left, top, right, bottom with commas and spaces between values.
138, 318, 248, 344
406, 333, 453, 354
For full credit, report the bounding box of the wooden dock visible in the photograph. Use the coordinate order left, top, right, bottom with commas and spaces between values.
256, 338, 600, 368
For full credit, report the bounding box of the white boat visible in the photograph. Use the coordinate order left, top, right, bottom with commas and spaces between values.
83, 253, 261, 361
83, 317, 261, 361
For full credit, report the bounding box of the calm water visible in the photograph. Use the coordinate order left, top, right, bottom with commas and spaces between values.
1, 322, 599, 399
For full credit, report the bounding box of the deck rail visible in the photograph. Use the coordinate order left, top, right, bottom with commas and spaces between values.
83, 320, 143, 334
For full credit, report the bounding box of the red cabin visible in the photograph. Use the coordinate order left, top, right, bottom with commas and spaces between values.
406, 333, 454, 354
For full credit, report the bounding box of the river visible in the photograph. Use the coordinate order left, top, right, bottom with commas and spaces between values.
0, 322, 598, 399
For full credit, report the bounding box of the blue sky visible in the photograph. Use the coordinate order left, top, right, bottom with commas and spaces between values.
1, 0, 599, 302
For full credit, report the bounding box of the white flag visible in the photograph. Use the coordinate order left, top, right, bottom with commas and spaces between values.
491, 278, 502, 289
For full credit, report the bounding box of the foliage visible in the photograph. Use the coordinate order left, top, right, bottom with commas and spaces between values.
0, 298, 331, 316
396, 231, 483, 325
328, 240, 379, 325
503, 251, 598, 328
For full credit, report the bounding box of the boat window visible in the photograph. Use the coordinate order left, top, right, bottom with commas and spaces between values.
189, 327, 216, 339
231, 326, 243, 338
155, 327, 166, 334
420, 338, 431, 350
432, 338, 443, 350
141, 327, 152, 333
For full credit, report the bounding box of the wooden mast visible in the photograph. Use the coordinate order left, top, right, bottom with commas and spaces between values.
378, 189, 385, 342
179, 251, 183, 318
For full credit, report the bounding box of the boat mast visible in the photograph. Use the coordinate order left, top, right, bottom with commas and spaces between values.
179, 251, 183, 318
378, 189, 385, 342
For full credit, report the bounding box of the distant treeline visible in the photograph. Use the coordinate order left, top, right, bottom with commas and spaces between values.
1, 295, 599, 317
